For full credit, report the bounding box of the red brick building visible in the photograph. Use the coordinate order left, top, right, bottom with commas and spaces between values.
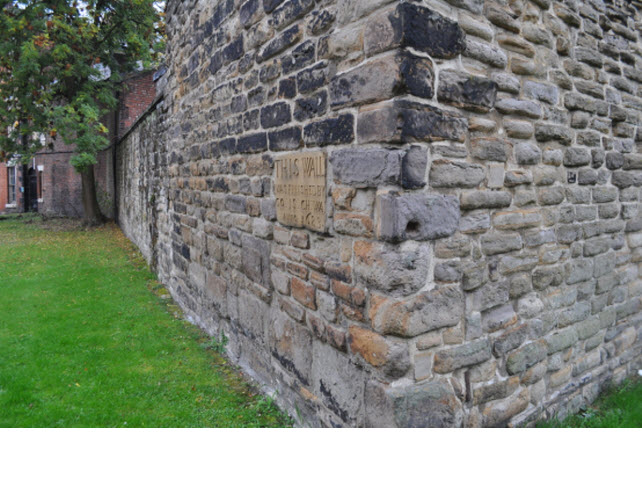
0, 70, 158, 217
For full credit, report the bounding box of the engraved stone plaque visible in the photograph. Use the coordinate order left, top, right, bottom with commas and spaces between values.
275, 151, 327, 232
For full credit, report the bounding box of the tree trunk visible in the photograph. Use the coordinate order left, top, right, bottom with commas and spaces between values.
80, 166, 104, 226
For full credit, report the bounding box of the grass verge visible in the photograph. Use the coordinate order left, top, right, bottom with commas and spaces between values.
538, 377, 642, 428
0, 215, 292, 427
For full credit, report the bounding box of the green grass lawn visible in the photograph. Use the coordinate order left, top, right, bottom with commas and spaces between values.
0, 214, 291, 427
538, 378, 642, 428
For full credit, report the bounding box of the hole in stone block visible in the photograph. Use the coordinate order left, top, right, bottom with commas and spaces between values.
406, 220, 420, 235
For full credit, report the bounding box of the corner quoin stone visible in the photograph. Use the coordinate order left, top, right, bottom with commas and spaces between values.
364, 2, 466, 59
375, 191, 460, 243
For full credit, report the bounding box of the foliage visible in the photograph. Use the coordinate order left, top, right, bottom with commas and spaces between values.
538, 378, 642, 428
0, 216, 292, 427
0, 1, 164, 171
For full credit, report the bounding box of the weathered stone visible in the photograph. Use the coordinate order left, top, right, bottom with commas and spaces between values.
480, 232, 522, 255
506, 340, 547, 375
365, 379, 461, 427
330, 52, 434, 108
430, 160, 485, 188
493, 210, 541, 230
354, 241, 430, 296
482, 389, 530, 427
471, 138, 511, 162
358, 100, 468, 144
330, 148, 402, 187
375, 192, 460, 243
460, 191, 512, 210
401, 146, 428, 189
546, 327, 579, 354
348, 326, 409, 378
482, 304, 517, 333
493, 324, 529, 356
371, 285, 464, 337
465, 38, 508, 68
433, 339, 491, 373
304, 114, 354, 146
495, 98, 542, 119
514, 143, 541, 165
468, 280, 510, 312
564, 147, 592, 167
437, 70, 498, 112
473, 377, 519, 406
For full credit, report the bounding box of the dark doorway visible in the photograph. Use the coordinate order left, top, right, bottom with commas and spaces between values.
26, 167, 38, 212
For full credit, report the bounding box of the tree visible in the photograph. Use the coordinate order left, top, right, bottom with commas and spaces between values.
0, 1, 163, 225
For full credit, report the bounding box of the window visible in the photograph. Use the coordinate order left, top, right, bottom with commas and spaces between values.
7, 166, 16, 204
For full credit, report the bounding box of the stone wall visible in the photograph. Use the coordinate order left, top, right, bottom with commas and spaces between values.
117, 0, 642, 427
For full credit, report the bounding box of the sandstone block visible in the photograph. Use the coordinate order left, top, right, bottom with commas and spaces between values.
365, 379, 461, 428
375, 192, 460, 243
471, 138, 511, 162
370, 285, 463, 337
480, 232, 522, 255
482, 389, 530, 427
437, 70, 498, 112
433, 339, 491, 373
329, 52, 433, 108
354, 240, 430, 295
348, 326, 409, 378
493, 324, 529, 356
482, 303, 517, 333
364, 3, 466, 59
357, 100, 468, 144
460, 191, 512, 210
506, 340, 547, 375
330, 147, 402, 187
492, 210, 541, 230
429, 159, 485, 188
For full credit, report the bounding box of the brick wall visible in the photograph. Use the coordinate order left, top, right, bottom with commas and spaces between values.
117, 0, 642, 427
29, 71, 156, 218
118, 71, 157, 137
0, 163, 8, 212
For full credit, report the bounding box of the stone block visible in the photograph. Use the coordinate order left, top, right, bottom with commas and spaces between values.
311, 341, 366, 425
546, 327, 579, 354
429, 159, 485, 188
482, 303, 517, 333
492, 210, 541, 230
493, 324, 529, 356
506, 340, 547, 375
473, 377, 519, 406
370, 285, 463, 337
269, 310, 313, 386
433, 339, 491, 373
468, 280, 510, 312
375, 191, 460, 243
481, 389, 530, 427
471, 138, 511, 162
330, 147, 402, 187
303, 114, 354, 146
364, 3, 465, 59
365, 379, 462, 427
401, 145, 428, 189
357, 100, 468, 144
354, 240, 431, 296
329, 52, 433, 108
348, 326, 409, 378
460, 191, 512, 210
437, 70, 498, 112
480, 232, 522, 255
514, 143, 541, 165
241, 234, 271, 288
